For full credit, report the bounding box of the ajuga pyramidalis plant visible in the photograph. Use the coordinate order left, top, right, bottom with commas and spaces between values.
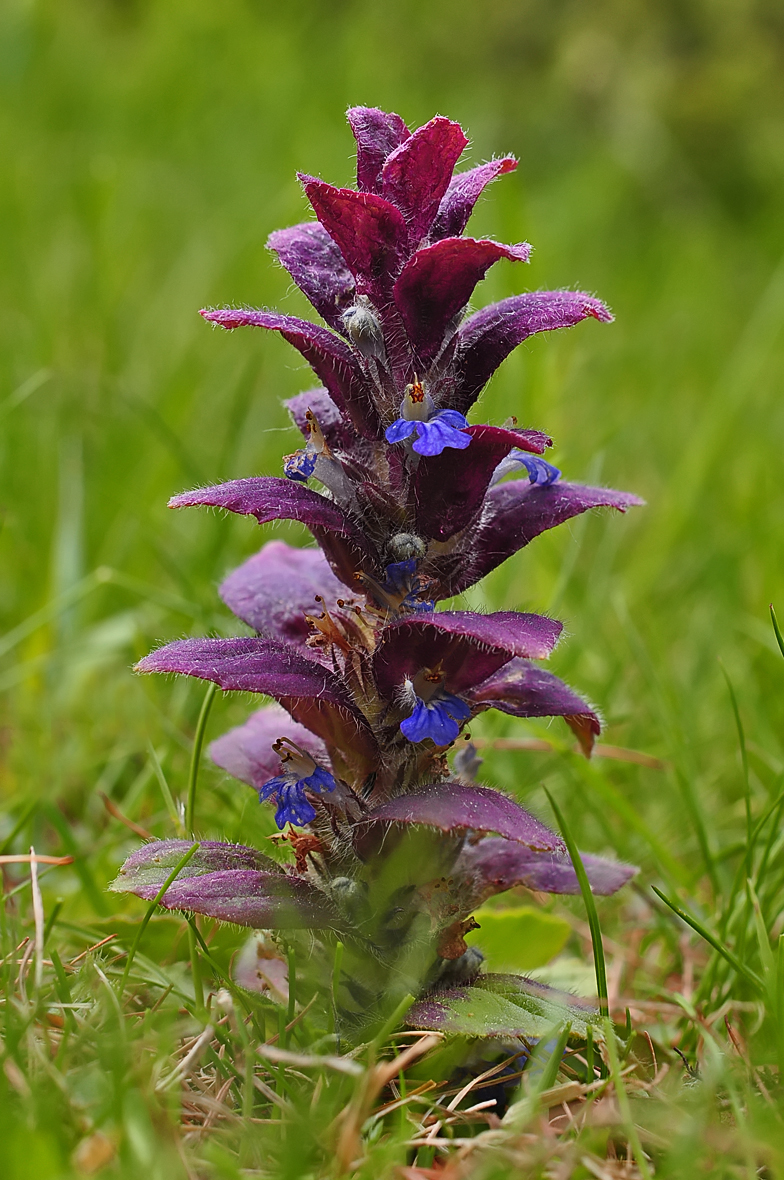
112, 108, 643, 1046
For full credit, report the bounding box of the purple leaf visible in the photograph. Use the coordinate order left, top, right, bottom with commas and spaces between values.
358, 782, 564, 851
430, 157, 518, 241
299, 176, 408, 301
109, 839, 280, 894
200, 307, 379, 438
267, 222, 355, 333
456, 836, 638, 902
347, 106, 410, 193
136, 637, 378, 776
381, 116, 468, 245
219, 541, 347, 646
168, 476, 377, 591
394, 238, 531, 361
210, 704, 328, 793
413, 424, 552, 542
374, 610, 562, 698
284, 388, 356, 452
454, 291, 614, 414
451, 481, 644, 594
466, 658, 601, 754
137, 637, 348, 699
127, 868, 341, 929
169, 476, 350, 532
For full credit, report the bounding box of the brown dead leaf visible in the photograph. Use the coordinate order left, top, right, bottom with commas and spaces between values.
72, 1132, 116, 1174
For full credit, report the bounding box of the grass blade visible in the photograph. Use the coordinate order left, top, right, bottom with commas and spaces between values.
370, 993, 416, 1051
545, 789, 608, 1012
776, 935, 784, 1082
284, 944, 296, 1049
534, 1022, 572, 1093
652, 885, 763, 993
0, 567, 111, 660
719, 661, 752, 871
187, 921, 205, 1014
0, 800, 38, 856
569, 756, 687, 886
770, 604, 784, 659
746, 879, 774, 978
146, 741, 182, 834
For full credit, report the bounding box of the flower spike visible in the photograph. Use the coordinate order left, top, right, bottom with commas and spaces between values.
119, 106, 643, 1046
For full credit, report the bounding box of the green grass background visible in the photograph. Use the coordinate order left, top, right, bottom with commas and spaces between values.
1, 1, 784, 1175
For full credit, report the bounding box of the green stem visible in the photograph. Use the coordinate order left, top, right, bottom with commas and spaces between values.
371, 992, 415, 1051
0, 799, 37, 856
284, 945, 296, 1049
330, 940, 344, 1037
186, 920, 263, 1036
776, 935, 784, 1083
187, 921, 205, 1013
719, 661, 752, 879
770, 603, 784, 659
185, 681, 217, 836
119, 842, 200, 996
43, 899, 63, 945
536, 1021, 572, 1093
585, 1025, 596, 1081
604, 1017, 654, 1180
545, 789, 608, 1011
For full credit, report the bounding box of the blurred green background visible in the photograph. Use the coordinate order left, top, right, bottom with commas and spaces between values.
1, 0, 783, 895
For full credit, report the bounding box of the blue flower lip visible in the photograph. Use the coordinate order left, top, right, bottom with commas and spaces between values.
400, 690, 472, 745
386, 409, 471, 457
491, 449, 561, 488
516, 452, 561, 486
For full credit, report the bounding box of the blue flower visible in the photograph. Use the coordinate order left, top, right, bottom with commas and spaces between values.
386, 409, 471, 457
283, 448, 317, 483
517, 452, 561, 485
259, 764, 336, 829
383, 559, 435, 613
384, 557, 417, 594
400, 690, 472, 745
497, 449, 560, 486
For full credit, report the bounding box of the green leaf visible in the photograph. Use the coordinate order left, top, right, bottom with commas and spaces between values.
465, 905, 570, 971
476, 974, 602, 1039
408, 972, 601, 1040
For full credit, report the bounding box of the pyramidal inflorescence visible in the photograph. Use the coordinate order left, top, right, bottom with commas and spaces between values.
112, 107, 643, 1042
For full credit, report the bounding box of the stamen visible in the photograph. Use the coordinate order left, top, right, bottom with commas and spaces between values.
407, 376, 425, 403
305, 409, 331, 457
273, 736, 309, 762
